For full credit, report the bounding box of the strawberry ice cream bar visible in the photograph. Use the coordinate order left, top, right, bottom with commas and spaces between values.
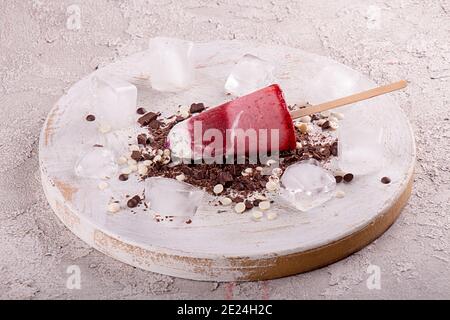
167, 84, 297, 160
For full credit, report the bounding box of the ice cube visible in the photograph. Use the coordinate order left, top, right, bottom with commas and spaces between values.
338, 121, 384, 175
90, 75, 137, 130
75, 147, 118, 179
225, 54, 275, 97
224, 54, 275, 97
145, 177, 204, 217
147, 37, 194, 92
280, 159, 336, 211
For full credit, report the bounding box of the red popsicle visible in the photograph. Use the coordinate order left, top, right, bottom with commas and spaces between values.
167, 84, 297, 160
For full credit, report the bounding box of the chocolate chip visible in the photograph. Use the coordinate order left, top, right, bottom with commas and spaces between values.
185, 219, 192, 224
136, 107, 146, 115
190, 103, 206, 114
119, 174, 129, 181
343, 173, 354, 182
381, 176, 391, 184
131, 150, 142, 161
253, 199, 261, 207
218, 171, 233, 185
137, 112, 158, 126
335, 176, 343, 183
331, 141, 338, 156
86, 114, 95, 122
137, 133, 148, 145
245, 200, 254, 210
93, 144, 103, 148
321, 120, 331, 129
127, 195, 141, 208
148, 120, 162, 130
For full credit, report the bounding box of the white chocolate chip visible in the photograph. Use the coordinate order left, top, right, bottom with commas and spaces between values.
267, 212, 278, 220
129, 164, 138, 172
244, 168, 253, 174
299, 115, 311, 123
329, 121, 339, 130
234, 202, 246, 214
98, 181, 109, 190
219, 197, 232, 206
335, 170, 346, 176
297, 122, 309, 133
121, 167, 132, 175
107, 202, 120, 213
335, 190, 346, 198
178, 105, 190, 118
129, 144, 140, 152
175, 173, 186, 181
296, 142, 302, 149
153, 155, 162, 162
117, 156, 127, 165
254, 193, 268, 201
256, 166, 263, 171
157, 149, 164, 156
138, 164, 148, 175
332, 112, 345, 120
162, 157, 171, 165
163, 149, 171, 157
127, 159, 137, 166
320, 110, 331, 118
269, 175, 280, 183
259, 200, 271, 211
272, 167, 283, 176
241, 172, 249, 177
252, 211, 264, 220
143, 160, 153, 166
98, 123, 111, 134
266, 159, 277, 166
213, 184, 224, 194
328, 116, 338, 123
266, 181, 279, 192
316, 119, 327, 126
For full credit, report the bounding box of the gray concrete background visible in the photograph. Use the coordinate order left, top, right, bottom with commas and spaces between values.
0, 0, 449, 299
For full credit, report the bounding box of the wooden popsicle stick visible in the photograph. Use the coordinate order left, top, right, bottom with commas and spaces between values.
289, 80, 408, 119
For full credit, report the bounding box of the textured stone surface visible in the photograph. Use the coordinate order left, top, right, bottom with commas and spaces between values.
0, 0, 449, 299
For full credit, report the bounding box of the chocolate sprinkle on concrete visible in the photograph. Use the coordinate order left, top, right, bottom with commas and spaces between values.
343, 173, 354, 182
86, 114, 95, 121
381, 176, 391, 184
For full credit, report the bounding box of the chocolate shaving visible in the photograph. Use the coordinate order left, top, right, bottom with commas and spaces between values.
138, 112, 158, 126
190, 103, 206, 114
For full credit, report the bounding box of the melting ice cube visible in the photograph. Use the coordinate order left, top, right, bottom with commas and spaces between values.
75, 147, 118, 179
147, 37, 194, 92
280, 159, 336, 211
146, 177, 204, 217
90, 75, 137, 130
224, 54, 275, 97
338, 122, 384, 175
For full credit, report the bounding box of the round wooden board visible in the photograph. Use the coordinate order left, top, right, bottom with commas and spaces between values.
39, 41, 415, 281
